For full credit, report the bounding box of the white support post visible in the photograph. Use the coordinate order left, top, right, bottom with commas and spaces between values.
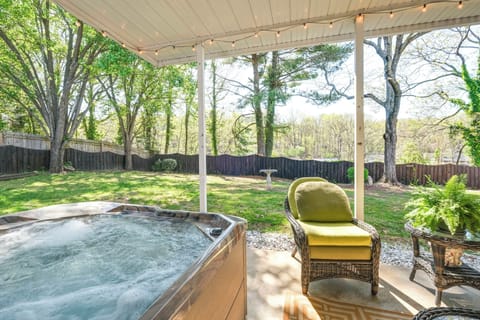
197, 44, 207, 213
354, 14, 365, 221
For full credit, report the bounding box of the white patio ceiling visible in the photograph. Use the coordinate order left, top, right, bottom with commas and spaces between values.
55, 0, 480, 67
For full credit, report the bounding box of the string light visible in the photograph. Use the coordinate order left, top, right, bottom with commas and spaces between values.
101, 30, 107, 37
114, 1, 461, 56
357, 13, 363, 22
75, 20, 81, 27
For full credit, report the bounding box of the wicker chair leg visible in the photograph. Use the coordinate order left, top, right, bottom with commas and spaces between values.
409, 268, 416, 281
435, 288, 443, 306
291, 246, 297, 258
371, 281, 378, 295
301, 263, 309, 295
302, 283, 308, 295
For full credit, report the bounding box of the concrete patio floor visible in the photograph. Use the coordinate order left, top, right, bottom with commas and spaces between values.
246, 247, 479, 319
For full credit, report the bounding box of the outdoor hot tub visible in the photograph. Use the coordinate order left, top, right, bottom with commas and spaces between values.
0, 202, 247, 320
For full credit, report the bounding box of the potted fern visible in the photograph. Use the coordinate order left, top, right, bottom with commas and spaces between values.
405, 174, 480, 236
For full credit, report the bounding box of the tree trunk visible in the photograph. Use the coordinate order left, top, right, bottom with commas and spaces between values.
210, 60, 218, 156
265, 51, 279, 157
381, 82, 400, 184
164, 95, 172, 154
124, 135, 133, 170
252, 54, 265, 156
184, 102, 190, 154
49, 136, 65, 173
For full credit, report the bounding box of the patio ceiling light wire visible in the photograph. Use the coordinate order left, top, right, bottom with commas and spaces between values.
96, 0, 467, 56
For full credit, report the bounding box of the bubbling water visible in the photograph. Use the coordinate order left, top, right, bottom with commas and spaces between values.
0, 215, 212, 320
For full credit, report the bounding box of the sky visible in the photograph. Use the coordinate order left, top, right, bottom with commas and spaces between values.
206, 27, 479, 123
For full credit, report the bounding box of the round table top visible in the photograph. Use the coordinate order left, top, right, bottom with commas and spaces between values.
405, 222, 480, 249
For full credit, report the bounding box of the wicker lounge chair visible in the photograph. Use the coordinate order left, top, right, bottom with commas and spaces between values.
412, 307, 480, 319
284, 177, 380, 295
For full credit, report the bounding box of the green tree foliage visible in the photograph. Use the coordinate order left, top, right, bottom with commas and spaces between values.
232, 45, 353, 157
449, 53, 480, 166
181, 66, 197, 155
96, 41, 160, 169
81, 81, 104, 141
399, 142, 428, 164
0, 0, 105, 172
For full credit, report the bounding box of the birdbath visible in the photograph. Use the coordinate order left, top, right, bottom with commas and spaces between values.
259, 169, 277, 190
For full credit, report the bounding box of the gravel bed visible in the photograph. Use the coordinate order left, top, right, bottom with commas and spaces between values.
246, 231, 480, 269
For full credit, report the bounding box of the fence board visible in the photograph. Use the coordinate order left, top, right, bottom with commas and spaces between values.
2, 145, 480, 189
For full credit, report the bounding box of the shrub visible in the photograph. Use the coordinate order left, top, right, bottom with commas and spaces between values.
347, 167, 368, 183
152, 158, 177, 172
152, 159, 162, 172
161, 158, 177, 172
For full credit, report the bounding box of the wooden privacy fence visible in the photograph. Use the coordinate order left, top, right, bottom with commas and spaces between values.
0, 132, 151, 158
2, 145, 480, 188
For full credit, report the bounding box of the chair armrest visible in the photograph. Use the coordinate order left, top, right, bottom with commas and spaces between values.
353, 218, 381, 261
284, 198, 308, 250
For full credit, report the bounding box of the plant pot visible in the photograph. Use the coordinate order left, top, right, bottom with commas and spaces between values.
437, 221, 466, 237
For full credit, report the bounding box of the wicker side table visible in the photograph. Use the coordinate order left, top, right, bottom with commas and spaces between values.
405, 222, 480, 306
412, 307, 480, 319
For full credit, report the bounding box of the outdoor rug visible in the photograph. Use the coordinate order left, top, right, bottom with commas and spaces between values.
283, 292, 412, 320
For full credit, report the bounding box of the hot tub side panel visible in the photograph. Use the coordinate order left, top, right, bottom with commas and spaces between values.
143, 219, 247, 320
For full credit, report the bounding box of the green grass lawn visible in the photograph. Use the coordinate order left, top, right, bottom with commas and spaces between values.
0, 171, 421, 242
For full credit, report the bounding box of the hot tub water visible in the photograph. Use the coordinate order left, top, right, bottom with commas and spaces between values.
0, 215, 212, 320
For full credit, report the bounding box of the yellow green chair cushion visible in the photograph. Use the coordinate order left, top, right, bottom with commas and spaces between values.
298, 221, 372, 246
309, 246, 372, 260
295, 181, 353, 222
287, 177, 327, 219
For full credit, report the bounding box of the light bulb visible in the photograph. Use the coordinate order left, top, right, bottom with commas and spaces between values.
303, 23, 308, 29
155, 50, 159, 56
389, 11, 394, 19
231, 41, 236, 47
276, 31, 280, 38
422, 4, 427, 12
329, 22, 333, 28
101, 30, 107, 37
209, 39, 214, 45
458, 1, 463, 9
192, 45, 196, 52
254, 32, 258, 38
